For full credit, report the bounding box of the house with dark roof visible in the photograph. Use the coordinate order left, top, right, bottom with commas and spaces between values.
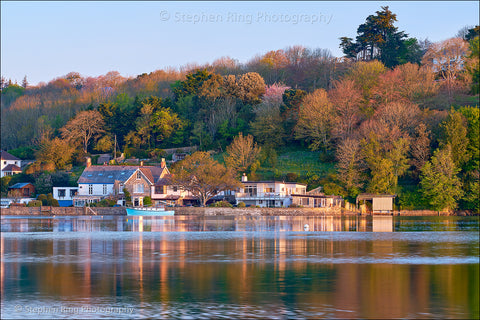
73, 158, 170, 207
1, 150, 22, 177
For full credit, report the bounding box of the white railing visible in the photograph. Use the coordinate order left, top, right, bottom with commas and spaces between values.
236, 192, 285, 199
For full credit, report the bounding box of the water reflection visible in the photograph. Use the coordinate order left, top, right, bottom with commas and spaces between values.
1, 216, 479, 319
2, 215, 479, 233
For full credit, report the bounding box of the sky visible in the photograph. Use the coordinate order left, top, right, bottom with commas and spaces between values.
1, 1, 479, 85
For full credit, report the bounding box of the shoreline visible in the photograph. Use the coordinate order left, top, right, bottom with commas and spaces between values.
1, 206, 477, 216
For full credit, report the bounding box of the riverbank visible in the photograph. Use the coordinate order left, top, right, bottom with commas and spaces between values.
1, 206, 477, 216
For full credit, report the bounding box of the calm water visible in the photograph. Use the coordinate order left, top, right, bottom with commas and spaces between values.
1, 215, 479, 319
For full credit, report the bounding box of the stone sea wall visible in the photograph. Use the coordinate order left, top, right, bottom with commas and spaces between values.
1, 206, 126, 216
1, 206, 475, 216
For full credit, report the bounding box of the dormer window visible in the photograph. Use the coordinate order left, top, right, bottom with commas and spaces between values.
137, 171, 141, 179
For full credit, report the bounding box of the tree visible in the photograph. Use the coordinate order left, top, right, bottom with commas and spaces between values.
465, 35, 479, 94
441, 109, 470, 167
410, 123, 431, 178
236, 72, 266, 105
36, 137, 75, 170
280, 88, 307, 139
336, 138, 364, 195
21, 75, 28, 89
150, 107, 185, 146
60, 110, 105, 153
94, 135, 114, 152
330, 79, 362, 141
171, 152, 240, 206
224, 133, 262, 174
339, 6, 413, 67
295, 89, 334, 152
346, 60, 386, 109
422, 37, 470, 101
420, 146, 463, 211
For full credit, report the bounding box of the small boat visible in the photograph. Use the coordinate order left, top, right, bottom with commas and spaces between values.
126, 207, 175, 216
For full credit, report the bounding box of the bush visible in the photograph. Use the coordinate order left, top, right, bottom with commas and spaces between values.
143, 196, 152, 206
237, 202, 246, 208
27, 200, 42, 207
36, 193, 59, 206
212, 200, 233, 208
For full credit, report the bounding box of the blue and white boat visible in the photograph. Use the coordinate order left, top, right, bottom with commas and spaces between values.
126, 207, 175, 216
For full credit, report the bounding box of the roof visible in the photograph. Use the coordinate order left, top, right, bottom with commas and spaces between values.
9, 182, 33, 189
356, 194, 396, 201
1, 150, 20, 161
78, 165, 166, 185
97, 154, 112, 164
3, 164, 22, 172
155, 175, 173, 186
291, 194, 342, 199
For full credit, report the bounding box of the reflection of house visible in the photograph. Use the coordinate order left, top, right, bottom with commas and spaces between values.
73, 158, 169, 207
235, 174, 307, 207
8, 183, 35, 197
291, 186, 343, 208
1, 150, 22, 177
356, 193, 396, 214
53, 187, 79, 207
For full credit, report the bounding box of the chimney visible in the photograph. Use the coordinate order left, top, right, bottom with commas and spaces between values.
161, 158, 166, 168
140, 160, 144, 166
86, 157, 91, 168
241, 173, 248, 182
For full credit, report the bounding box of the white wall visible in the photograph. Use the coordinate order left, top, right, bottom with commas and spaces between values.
77, 183, 114, 196
53, 187, 79, 201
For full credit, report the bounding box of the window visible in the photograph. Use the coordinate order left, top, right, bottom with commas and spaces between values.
119, 184, 124, 193
58, 189, 66, 198
134, 184, 144, 193
173, 186, 178, 192
3, 161, 6, 165
70, 189, 77, 197
155, 186, 165, 194
103, 184, 108, 195
88, 185, 93, 195
265, 187, 274, 193
244, 185, 257, 196
137, 171, 142, 179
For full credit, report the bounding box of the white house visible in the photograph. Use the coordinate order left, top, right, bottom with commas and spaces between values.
1, 150, 22, 177
235, 174, 307, 207
53, 187, 79, 207
73, 159, 168, 207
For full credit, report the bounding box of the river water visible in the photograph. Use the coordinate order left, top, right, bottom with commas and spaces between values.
1, 215, 479, 319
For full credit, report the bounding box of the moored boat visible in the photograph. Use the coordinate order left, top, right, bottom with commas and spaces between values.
126, 207, 175, 216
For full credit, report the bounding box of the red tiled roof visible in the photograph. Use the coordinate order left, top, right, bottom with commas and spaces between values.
3, 164, 21, 172
1, 150, 20, 161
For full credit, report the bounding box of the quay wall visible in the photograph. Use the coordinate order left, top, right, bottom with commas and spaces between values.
1, 206, 126, 216
1, 207, 475, 216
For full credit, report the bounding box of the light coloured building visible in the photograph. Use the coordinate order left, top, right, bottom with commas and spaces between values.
73, 158, 168, 207
1, 150, 22, 177
235, 174, 307, 207
53, 187, 79, 207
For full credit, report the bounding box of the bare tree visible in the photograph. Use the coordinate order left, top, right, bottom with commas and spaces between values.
60, 110, 105, 153
422, 37, 470, 101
